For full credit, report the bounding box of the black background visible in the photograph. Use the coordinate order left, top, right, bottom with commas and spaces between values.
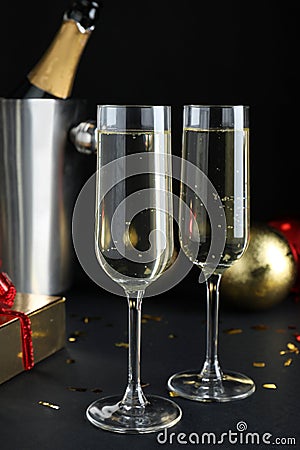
1, 0, 298, 223
1, 4, 300, 448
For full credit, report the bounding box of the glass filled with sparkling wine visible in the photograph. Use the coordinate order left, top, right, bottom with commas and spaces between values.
168, 105, 255, 402
86, 105, 182, 433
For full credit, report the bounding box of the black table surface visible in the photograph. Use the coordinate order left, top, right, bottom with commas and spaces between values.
1, 274, 300, 450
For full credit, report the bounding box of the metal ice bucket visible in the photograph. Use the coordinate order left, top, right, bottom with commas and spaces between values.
0, 98, 96, 295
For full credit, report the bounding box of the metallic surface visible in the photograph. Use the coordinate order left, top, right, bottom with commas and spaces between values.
28, 21, 91, 99
70, 120, 97, 154
221, 224, 297, 310
0, 98, 93, 294
0, 293, 65, 385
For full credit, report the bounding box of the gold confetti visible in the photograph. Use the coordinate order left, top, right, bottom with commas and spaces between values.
142, 314, 162, 322
141, 383, 150, 388
284, 358, 293, 367
263, 383, 277, 389
253, 362, 266, 368
38, 401, 60, 410
68, 330, 86, 342
287, 342, 299, 353
67, 387, 87, 392
73, 330, 86, 337
169, 391, 179, 397
66, 358, 75, 364
115, 342, 129, 348
251, 324, 269, 331
223, 328, 243, 335
168, 333, 177, 339
280, 343, 300, 355
91, 388, 103, 394
82, 316, 102, 323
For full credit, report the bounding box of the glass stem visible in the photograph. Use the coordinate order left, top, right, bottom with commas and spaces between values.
122, 290, 148, 409
200, 273, 223, 382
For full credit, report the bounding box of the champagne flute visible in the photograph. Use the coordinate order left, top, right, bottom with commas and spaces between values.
168, 105, 255, 402
86, 105, 182, 433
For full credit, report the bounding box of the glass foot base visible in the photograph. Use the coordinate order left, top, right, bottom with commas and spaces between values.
168, 369, 255, 402
86, 395, 182, 434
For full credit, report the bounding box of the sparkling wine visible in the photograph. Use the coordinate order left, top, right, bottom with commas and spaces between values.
180, 127, 249, 272
95, 131, 174, 289
10, 0, 101, 99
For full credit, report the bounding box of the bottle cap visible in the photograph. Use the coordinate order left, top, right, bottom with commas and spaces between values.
65, 0, 103, 31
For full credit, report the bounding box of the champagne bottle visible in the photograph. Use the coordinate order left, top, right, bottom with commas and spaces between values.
10, 0, 101, 99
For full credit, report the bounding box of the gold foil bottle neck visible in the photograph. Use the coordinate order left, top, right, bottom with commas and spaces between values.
28, 20, 91, 99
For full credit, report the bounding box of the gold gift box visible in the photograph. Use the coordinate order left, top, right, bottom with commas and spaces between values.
0, 293, 66, 385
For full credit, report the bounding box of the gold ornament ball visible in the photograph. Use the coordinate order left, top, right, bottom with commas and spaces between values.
220, 224, 297, 311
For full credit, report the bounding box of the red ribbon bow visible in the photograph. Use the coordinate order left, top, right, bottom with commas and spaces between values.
0, 272, 34, 371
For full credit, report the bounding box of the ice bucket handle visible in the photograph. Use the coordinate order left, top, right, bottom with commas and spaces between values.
70, 120, 97, 154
